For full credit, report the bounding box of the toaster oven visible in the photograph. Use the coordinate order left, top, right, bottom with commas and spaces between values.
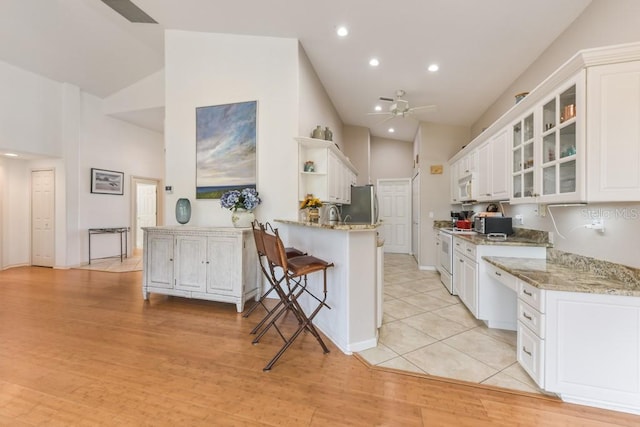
474, 217, 513, 235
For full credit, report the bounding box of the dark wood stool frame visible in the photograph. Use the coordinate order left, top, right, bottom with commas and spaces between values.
252, 222, 333, 371
244, 221, 306, 338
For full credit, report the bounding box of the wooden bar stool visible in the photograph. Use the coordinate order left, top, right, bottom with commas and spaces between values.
244, 221, 305, 338
254, 223, 333, 371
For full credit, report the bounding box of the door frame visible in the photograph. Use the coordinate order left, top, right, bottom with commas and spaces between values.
411, 171, 420, 262
130, 176, 162, 252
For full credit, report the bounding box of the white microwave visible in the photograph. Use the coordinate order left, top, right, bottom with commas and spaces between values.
458, 174, 475, 202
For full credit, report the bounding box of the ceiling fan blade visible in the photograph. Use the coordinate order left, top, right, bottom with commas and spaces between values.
375, 115, 396, 126
367, 111, 392, 116
408, 105, 437, 113
379, 97, 394, 102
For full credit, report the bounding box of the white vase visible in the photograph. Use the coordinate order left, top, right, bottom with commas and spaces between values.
231, 208, 255, 228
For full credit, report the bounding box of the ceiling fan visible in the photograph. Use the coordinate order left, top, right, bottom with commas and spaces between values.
369, 90, 436, 124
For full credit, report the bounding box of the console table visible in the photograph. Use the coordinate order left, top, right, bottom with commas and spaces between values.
88, 227, 129, 264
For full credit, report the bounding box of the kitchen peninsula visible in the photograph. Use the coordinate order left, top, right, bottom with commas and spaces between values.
275, 219, 380, 354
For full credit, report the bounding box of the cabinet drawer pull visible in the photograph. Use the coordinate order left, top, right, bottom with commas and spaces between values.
494, 271, 502, 277
459, 259, 464, 263
523, 312, 533, 321
466, 248, 472, 253
523, 289, 533, 297
522, 346, 532, 357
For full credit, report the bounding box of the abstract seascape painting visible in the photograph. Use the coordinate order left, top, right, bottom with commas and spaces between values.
196, 101, 257, 199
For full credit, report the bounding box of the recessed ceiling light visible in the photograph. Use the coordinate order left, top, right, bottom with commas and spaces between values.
369, 58, 380, 67
374, 105, 382, 112
428, 63, 439, 72
388, 128, 395, 133
4, 153, 18, 157
336, 26, 349, 37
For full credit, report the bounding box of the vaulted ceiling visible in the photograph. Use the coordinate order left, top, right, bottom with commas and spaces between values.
0, 0, 592, 141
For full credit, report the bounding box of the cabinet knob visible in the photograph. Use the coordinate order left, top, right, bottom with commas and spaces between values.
169, 258, 173, 262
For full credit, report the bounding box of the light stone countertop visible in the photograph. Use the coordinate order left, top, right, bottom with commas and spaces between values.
275, 219, 379, 231
483, 256, 640, 297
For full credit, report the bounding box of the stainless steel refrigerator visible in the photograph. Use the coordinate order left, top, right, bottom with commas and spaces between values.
341, 184, 378, 224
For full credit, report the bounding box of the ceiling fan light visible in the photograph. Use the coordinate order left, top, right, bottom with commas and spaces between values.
428, 63, 439, 72
374, 105, 382, 111
388, 128, 395, 133
336, 26, 349, 37
369, 58, 380, 67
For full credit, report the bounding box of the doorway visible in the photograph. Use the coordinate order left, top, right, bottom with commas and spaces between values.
131, 177, 159, 253
31, 169, 55, 267
377, 178, 411, 254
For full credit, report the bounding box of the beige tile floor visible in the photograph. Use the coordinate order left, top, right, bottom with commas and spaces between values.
358, 253, 544, 395
75, 251, 143, 272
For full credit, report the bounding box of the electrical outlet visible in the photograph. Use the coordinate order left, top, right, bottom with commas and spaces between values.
515, 214, 524, 225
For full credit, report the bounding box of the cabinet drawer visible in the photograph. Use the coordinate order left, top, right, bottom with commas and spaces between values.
486, 263, 517, 292
463, 242, 476, 259
518, 299, 545, 338
518, 280, 545, 313
517, 322, 545, 388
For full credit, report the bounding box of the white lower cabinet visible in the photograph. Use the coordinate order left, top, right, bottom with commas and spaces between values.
143, 227, 258, 312
517, 281, 546, 388
545, 290, 640, 415
453, 238, 478, 317
491, 262, 640, 415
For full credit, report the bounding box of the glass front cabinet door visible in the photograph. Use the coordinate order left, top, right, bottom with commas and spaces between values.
511, 112, 536, 202
538, 73, 584, 202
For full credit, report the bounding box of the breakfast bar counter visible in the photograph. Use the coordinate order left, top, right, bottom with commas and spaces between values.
274, 219, 380, 354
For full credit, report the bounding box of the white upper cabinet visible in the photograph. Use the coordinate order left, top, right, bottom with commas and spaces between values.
477, 128, 509, 202
449, 42, 640, 205
587, 61, 640, 202
296, 137, 358, 204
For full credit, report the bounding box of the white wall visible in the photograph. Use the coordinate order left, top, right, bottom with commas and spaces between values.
164, 30, 300, 226
370, 136, 413, 184
298, 46, 343, 147
418, 122, 470, 268
0, 158, 30, 269
78, 93, 163, 263
0, 60, 63, 157
0, 60, 164, 268
342, 125, 370, 185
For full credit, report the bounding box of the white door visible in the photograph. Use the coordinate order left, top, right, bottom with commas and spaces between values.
411, 172, 420, 261
377, 179, 411, 254
133, 178, 158, 250
31, 169, 55, 267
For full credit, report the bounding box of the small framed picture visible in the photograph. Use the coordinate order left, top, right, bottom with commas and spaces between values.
91, 168, 124, 195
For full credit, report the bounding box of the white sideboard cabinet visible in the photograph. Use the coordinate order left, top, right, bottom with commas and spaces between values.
142, 227, 258, 312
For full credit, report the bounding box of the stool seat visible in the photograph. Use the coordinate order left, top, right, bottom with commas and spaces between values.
287, 255, 333, 277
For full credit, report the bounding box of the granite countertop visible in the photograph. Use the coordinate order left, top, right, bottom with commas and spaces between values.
483, 255, 640, 297
448, 231, 551, 248
275, 219, 379, 231
433, 220, 551, 248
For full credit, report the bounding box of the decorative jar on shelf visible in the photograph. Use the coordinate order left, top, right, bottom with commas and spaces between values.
231, 208, 255, 228
175, 198, 191, 224
311, 125, 325, 139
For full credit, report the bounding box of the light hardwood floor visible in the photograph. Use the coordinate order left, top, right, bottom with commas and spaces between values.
1, 266, 638, 426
